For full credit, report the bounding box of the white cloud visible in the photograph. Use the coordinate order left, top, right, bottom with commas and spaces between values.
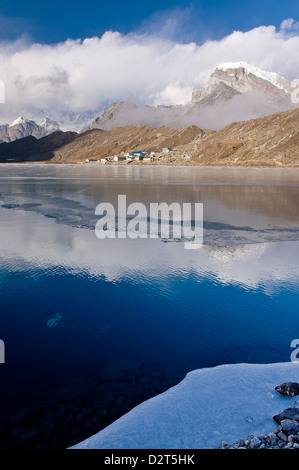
280, 18, 299, 32
0, 21, 298, 124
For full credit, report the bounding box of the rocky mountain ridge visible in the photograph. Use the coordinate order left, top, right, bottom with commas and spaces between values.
0, 116, 60, 144
86, 62, 295, 132
0, 62, 296, 143
191, 62, 292, 106
0, 106, 298, 167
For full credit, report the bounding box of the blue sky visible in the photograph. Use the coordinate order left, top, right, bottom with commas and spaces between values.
0, 0, 298, 43
0, 0, 298, 122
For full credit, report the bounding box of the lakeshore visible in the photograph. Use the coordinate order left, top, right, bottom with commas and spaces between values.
0, 107, 298, 168
0, 164, 298, 449
71, 362, 299, 449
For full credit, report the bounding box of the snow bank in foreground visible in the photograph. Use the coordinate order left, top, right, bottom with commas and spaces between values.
71, 362, 299, 449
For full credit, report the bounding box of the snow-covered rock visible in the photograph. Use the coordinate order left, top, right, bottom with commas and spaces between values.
0, 115, 62, 143
216, 62, 290, 93
8, 116, 30, 128
191, 62, 293, 106
37, 116, 60, 133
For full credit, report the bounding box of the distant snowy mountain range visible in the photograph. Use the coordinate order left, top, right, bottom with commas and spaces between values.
0, 116, 60, 144
0, 62, 296, 143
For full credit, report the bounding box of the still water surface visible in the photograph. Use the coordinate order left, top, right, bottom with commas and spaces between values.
0, 164, 298, 448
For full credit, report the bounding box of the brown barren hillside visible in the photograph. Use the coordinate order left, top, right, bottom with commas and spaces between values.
51, 125, 207, 163
0, 125, 208, 163
190, 106, 299, 167
0, 107, 298, 167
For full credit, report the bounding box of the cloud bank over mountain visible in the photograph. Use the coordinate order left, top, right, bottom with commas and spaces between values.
0, 20, 298, 124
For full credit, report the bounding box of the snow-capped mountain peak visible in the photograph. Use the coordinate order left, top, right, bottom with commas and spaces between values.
37, 116, 60, 131
0, 62, 295, 143
191, 61, 293, 107
8, 116, 29, 127
216, 62, 289, 93
0, 115, 61, 144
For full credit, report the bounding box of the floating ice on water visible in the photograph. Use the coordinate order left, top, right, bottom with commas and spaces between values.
71, 362, 299, 449
47, 313, 63, 328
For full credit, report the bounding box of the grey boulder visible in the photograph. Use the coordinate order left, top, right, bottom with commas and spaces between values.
275, 382, 299, 397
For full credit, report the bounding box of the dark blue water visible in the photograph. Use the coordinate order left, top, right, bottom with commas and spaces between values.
1, 258, 298, 376
0, 164, 298, 448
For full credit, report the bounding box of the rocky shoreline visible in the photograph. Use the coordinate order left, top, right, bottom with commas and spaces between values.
220, 382, 299, 449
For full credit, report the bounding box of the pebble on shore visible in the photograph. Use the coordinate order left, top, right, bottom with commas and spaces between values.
220, 382, 299, 449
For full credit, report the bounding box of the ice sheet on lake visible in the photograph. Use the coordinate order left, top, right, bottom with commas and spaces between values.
0, 164, 298, 247
1, 192, 299, 247
71, 361, 299, 449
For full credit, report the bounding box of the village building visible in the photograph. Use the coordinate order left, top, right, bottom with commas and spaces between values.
114, 156, 126, 161
129, 151, 151, 157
